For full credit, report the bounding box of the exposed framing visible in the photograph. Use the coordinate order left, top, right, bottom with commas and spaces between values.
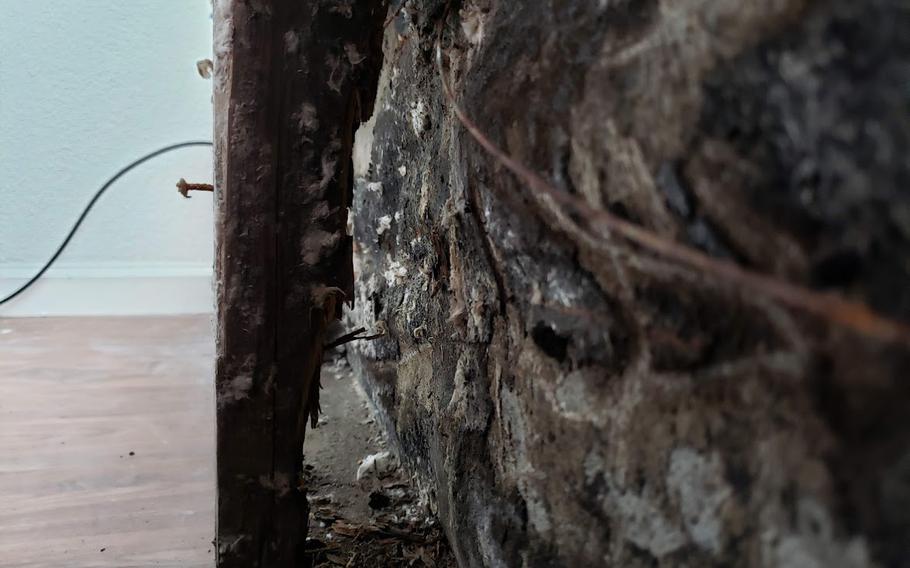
212, 2, 385, 565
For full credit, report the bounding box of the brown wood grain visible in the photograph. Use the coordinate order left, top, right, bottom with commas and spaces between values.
212, 2, 386, 566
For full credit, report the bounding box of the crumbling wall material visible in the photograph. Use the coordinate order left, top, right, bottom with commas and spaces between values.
346, 1, 910, 566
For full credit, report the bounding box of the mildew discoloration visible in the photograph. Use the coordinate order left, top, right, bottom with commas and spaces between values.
294, 102, 319, 132
666, 447, 732, 555
344, 1, 910, 565
218, 374, 254, 407
214, 1, 388, 564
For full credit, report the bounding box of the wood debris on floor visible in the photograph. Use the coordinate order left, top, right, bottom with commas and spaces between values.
302, 354, 456, 567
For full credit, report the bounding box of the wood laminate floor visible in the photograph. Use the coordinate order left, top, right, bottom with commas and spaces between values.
0, 316, 215, 568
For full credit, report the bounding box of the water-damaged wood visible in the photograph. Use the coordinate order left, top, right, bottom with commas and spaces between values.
212, 1, 385, 566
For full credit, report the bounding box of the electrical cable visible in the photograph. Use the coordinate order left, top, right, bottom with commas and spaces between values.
0, 141, 214, 307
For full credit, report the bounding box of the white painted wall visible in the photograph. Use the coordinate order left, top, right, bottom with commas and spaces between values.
0, 1, 214, 316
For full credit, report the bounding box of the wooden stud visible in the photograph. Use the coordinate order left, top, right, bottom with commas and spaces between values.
212, 1, 385, 566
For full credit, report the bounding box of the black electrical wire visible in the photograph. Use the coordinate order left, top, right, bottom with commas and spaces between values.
0, 141, 214, 307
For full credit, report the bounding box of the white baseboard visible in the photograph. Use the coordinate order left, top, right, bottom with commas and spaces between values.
0, 263, 214, 317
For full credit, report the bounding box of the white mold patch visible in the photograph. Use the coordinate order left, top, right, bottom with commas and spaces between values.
666, 447, 732, 556
767, 532, 871, 568
300, 228, 341, 265
544, 267, 584, 306
284, 30, 299, 54
383, 255, 407, 286
410, 100, 428, 135
460, 3, 487, 46
218, 374, 253, 406
613, 489, 687, 557
551, 369, 604, 424
353, 112, 377, 177
376, 215, 392, 236
295, 102, 319, 132
761, 495, 872, 568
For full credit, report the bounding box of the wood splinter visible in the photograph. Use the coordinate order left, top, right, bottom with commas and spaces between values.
325, 326, 386, 350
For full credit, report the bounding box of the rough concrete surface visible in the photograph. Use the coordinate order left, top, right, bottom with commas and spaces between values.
344, 1, 910, 566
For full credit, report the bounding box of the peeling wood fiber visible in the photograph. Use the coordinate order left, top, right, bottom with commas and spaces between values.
213, 1, 385, 566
